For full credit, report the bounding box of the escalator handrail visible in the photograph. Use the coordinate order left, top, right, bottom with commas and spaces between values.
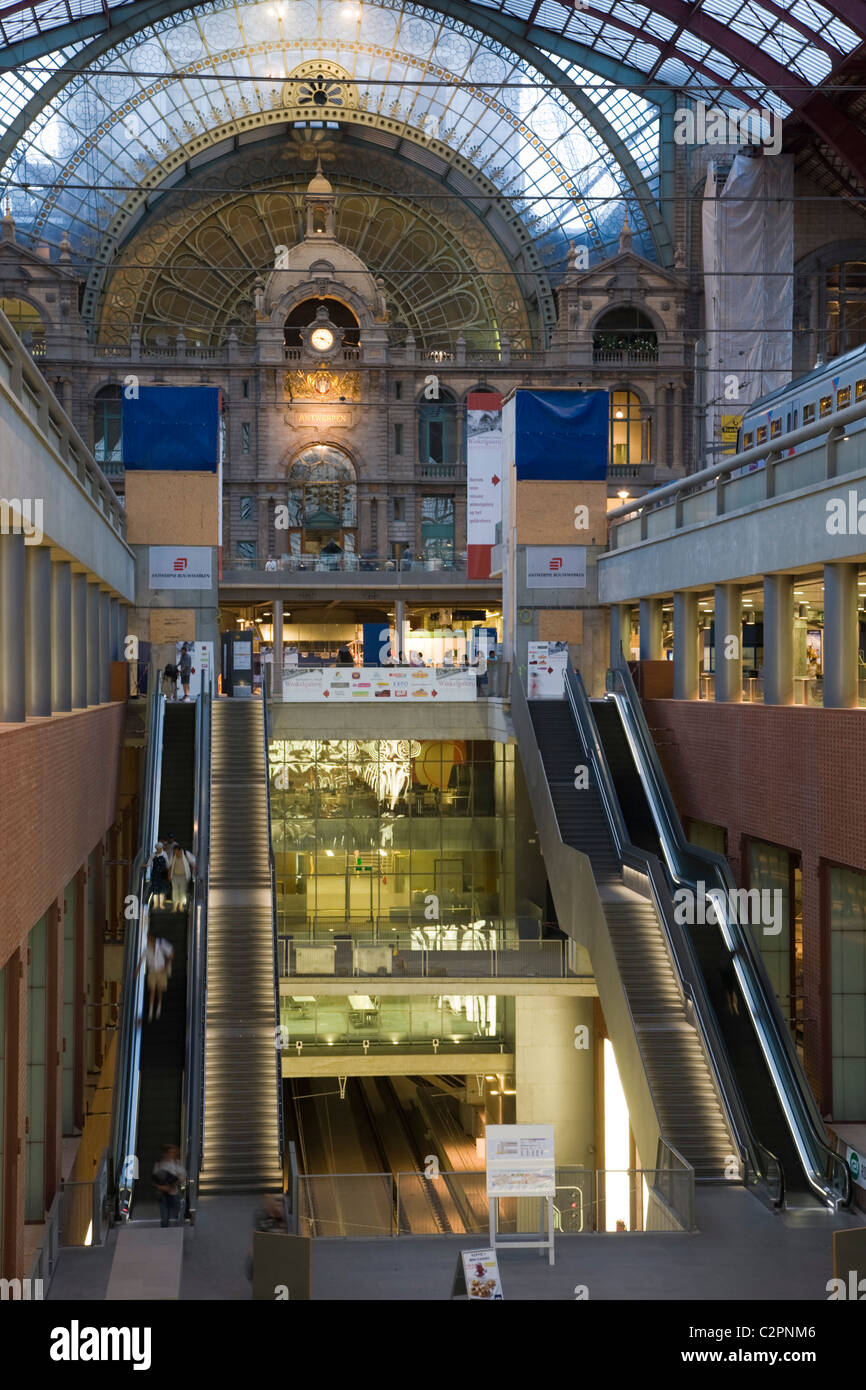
180, 667, 211, 1219
110, 667, 165, 1215
564, 667, 766, 1193
262, 679, 286, 1185
605, 658, 849, 1208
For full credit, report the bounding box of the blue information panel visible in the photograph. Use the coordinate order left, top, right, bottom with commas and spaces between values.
514, 390, 608, 480
122, 386, 221, 471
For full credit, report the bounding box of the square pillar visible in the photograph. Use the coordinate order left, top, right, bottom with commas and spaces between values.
639, 597, 663, 661
714, 583, 742, 702
673, 591, 699, 699
0, 532, 26, 722
272, 597, 284, 697
51, 559, 72, 713
823, 562, 859, 708
98, 591, 111, 704
25, 545, 52, 718
109, 596, 120, 663
86, 580, 100, 706
763, 574, 794, 705
609, 603, 632, 668
70, 572, 87, 709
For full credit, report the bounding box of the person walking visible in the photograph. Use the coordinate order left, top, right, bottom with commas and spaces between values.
148, 843, 170, 909
179, 643, 192, 701
161, 661, 178, 700
142, 928, 174, 1021
169, 844, 192, 912
152, 1146, 185, 1227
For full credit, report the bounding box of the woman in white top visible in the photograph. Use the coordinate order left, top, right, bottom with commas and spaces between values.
169, 846, 192, 912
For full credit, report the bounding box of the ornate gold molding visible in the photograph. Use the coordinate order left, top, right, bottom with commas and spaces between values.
285, 369, 361, 402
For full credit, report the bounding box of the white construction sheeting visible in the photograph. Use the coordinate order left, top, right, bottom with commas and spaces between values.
702, 154, 794, 464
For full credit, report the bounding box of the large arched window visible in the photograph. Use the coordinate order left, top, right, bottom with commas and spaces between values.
610, 389, 649, 467
593, 308, 658, 363
93, 384, 123, 470
287, 445, 357, 533
0, 297, 45, 357
418, 387, 458, 464
284, 297, 359, 348
825, 262, 866, 357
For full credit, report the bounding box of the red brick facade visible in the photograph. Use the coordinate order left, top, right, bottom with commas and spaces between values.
644, 699, 866, 1114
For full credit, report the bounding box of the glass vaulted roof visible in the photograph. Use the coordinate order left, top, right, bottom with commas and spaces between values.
0, 0, 661, 265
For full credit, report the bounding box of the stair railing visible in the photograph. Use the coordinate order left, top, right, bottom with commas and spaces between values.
262, 679, 287, 1188
180, 664, 211, 1220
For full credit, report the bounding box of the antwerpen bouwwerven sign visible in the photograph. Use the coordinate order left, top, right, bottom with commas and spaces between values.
149, 546, 213, 590
525, 545, 587, 589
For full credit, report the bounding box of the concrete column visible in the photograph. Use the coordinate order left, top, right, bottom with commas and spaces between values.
639, 597, 663, 660
25, 545, 52, 717
70, 572, 87, 708
673, 591, 699, 700
51, 559, 72, 713
272, 597, 283, 697
515, 995, 595, 1170
0, 531, 26, 722
98, 591, 111, 703
376, 493, 389, 559
109, 596, 120, 663
763, 574, 794, 705
714, 582, 742, 702
86, 580, 100, 707
394, 599, 406, 662
609, 603, 632, 667
823, 562, 859, 708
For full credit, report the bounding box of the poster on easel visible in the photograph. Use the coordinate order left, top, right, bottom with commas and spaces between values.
451, 1248, 504, 1300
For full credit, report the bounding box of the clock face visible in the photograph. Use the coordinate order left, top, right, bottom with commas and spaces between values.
310, 326, 335, 352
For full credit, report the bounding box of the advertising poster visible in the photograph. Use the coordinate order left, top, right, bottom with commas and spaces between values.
527, 641, 568, 699
458, 1249, 504, 1300
467, 391, 503, 580
486, 1124, 555, 1198
282, 667, 477, 703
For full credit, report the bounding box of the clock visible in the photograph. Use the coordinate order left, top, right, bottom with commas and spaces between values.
310, 326, 335, 352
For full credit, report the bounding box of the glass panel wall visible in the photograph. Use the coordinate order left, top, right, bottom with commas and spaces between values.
829, 866, 866, 1120
280, 993, 502, 1049
269, 739, 511, 936
747, 840, 793, 1029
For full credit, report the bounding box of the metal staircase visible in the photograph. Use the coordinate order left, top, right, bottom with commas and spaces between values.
200, 699, 283, 1194
527, 699, 734, 1179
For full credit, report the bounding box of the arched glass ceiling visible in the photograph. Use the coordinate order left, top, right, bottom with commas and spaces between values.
0, 0, 661, 267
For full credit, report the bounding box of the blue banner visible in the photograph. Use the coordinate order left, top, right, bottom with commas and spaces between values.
363, 623, 391, 666
123, 386, 221, 471
514, 390, 608, 480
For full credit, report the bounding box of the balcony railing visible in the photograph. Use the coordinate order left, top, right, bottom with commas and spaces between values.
593, 348, 659, 365
227, 553, 469, 574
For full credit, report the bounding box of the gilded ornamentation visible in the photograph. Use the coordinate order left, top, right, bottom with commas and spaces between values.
285, 370, 361, 402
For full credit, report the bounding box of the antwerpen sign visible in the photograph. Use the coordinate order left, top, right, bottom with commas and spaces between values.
289, 407, 352, 428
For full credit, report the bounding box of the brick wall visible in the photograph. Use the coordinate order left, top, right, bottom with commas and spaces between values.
643, 699, 866, 1111
0, 704, 126, 969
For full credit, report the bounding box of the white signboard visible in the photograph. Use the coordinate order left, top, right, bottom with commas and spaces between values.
527, 641, 569, 700
282, 667, 477, 703
233, 642, 252, 671
149, 546, 213, 590
525, 546, 587, 589
467, 394, 503, 561
486, 1124, 555, 1198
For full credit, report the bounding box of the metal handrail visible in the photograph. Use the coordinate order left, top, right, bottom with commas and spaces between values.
564, 667, 766, 1196
605, 657, 849, 1209
110, 667, 165, 1218
262, 679, 286, 1188
180, 667, 211, 1221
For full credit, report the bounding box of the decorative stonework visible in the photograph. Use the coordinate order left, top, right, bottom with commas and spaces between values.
285, 369, 361, 402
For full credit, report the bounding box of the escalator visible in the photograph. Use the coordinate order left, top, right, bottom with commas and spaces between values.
132, 704, 196, 1217
583, 662, 849, 1209
110, 670, 211, 1223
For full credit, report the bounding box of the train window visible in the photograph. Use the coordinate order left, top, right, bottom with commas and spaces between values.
803, 403, 816, 423
756, 425, 768, 443
819, 395, 833, 417
743, 431, 753, 449
838, 386, 851, 409
770, 419, 782, 438
857, 380, 866, 400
